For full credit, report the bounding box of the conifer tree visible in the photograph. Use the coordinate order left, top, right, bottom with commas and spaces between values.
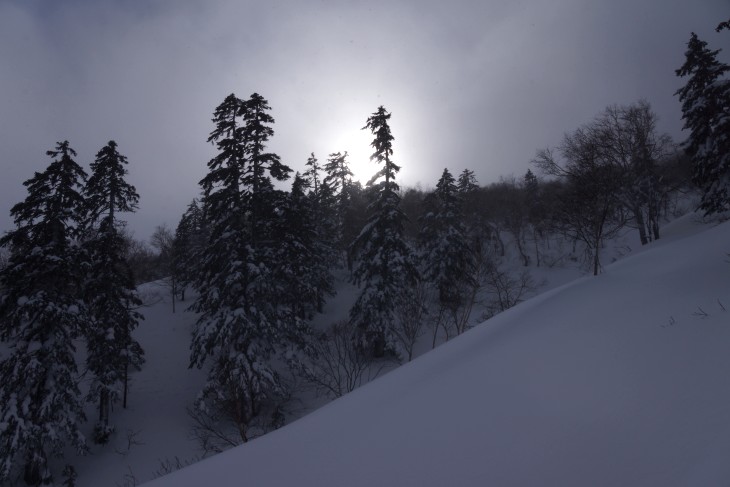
419, 168, 476, 335
523, 169, 546, 266
173, 198, 205, 301
82, 140, 144, 442
303, 153, 322, 200
323, 151, 354, 254
341, 181, 369, 267
456, 168, 483, 232
350, 106, 419, 356
242, 93, 291, 242
457, 168, 479, 194
676, 32, 730, 214
0, 141, 88, 485
303, 153, 339, 270
456, 168, 496, 254
191, 93, 298, 442
270, 173, 334, 318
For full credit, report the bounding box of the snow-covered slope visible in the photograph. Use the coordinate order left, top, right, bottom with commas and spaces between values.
142, 218, 730, 486
71, 285, 208, 487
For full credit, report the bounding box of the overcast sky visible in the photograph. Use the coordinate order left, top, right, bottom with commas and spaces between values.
0, 0, 727, 241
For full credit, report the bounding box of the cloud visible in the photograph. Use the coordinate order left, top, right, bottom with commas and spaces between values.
0, 0, 728, 240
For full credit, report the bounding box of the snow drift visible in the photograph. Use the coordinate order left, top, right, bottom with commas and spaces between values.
144, 216, 730, 487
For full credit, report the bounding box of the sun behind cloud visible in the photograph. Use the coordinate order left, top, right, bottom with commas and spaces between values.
327, 124, 378, 185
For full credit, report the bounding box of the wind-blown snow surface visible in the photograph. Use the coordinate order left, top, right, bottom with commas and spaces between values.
143, 218, 730, 486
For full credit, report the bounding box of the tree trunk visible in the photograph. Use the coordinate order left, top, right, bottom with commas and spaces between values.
123, 361, 129, 409
171, 277, 176, 313
99, 389, 109, 425
633, 205, 649, 245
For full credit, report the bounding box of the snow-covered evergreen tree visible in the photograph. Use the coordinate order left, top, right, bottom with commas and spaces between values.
350, 106, 419, 356
340, 180, 369, 264
457, 168, 479, 194
271, 173, 335, 319
82, 140, 144, 443
323, 151, 354, 254
191, 93, 299, 442
676, 32, 730, 214
456, 168, 485, 238
303, 153, 334, 255
0, 141, 88, 485
419, 168, 476, 335
173, 198, 205, 301
303, 153, 340, 270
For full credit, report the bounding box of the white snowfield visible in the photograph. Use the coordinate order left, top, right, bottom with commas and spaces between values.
143, 216, 730, 487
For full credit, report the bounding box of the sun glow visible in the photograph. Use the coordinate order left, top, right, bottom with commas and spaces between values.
328, 127, 376, 185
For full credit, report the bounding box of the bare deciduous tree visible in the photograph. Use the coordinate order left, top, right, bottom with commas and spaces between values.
481, 261, 536, 319
592, 101, 676, 244
534, 130, 628, 275
393, 280, 428, 361
296, 320, 391, 399
150, 224, 179, 312
188, 377, 294, 454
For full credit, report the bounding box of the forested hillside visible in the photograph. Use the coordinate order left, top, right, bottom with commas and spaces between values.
1, 22, 729, 486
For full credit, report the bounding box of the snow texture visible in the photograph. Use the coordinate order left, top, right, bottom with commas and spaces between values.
136, 215, 730, 487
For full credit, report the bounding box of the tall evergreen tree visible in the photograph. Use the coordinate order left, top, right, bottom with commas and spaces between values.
350, 106, 419, 356
173, 198, 205, 301
304, 153, 338, 264
523, 169, 547, 266
340, 180, 369, 267
456, 168, 495, 254
303, 153, 340, 269
323, 151, 354, 254
676, 32, 730, 214
82, 140, 144, 442
0, 141, 88, 485
419, 168, 476, 335
270, 173, 334, 318
241, 93, 291, 243
303, 153, 322, 200
191, 93, 298, 442
457, 168, 479, 194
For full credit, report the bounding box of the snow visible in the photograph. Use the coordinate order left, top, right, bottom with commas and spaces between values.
70, 282, 208, 487
104, 216, 730, 487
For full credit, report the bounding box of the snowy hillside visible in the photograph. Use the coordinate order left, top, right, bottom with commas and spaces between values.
134, 217, 730, 486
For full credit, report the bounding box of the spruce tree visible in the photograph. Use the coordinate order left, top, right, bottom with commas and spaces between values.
323, 151, 354, 254
82, 140, 144, 443
241, 92, 291, 242
523, 169, 546, 266
419, 168, 476, 335
456, 168, 483, 233
0, 141, 88, 485
191, 93, 298, 442
350, 106, 419, 356
341, 180, 369, 268
457, 168, 479, 194
173, 198, 205, 301
676, 32, 730, 214
303, 153, 322, 200
270, 173, 334, 319
303, 153, 340, 269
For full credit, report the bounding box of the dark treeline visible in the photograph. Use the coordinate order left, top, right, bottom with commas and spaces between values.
0, 22, 728, 485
